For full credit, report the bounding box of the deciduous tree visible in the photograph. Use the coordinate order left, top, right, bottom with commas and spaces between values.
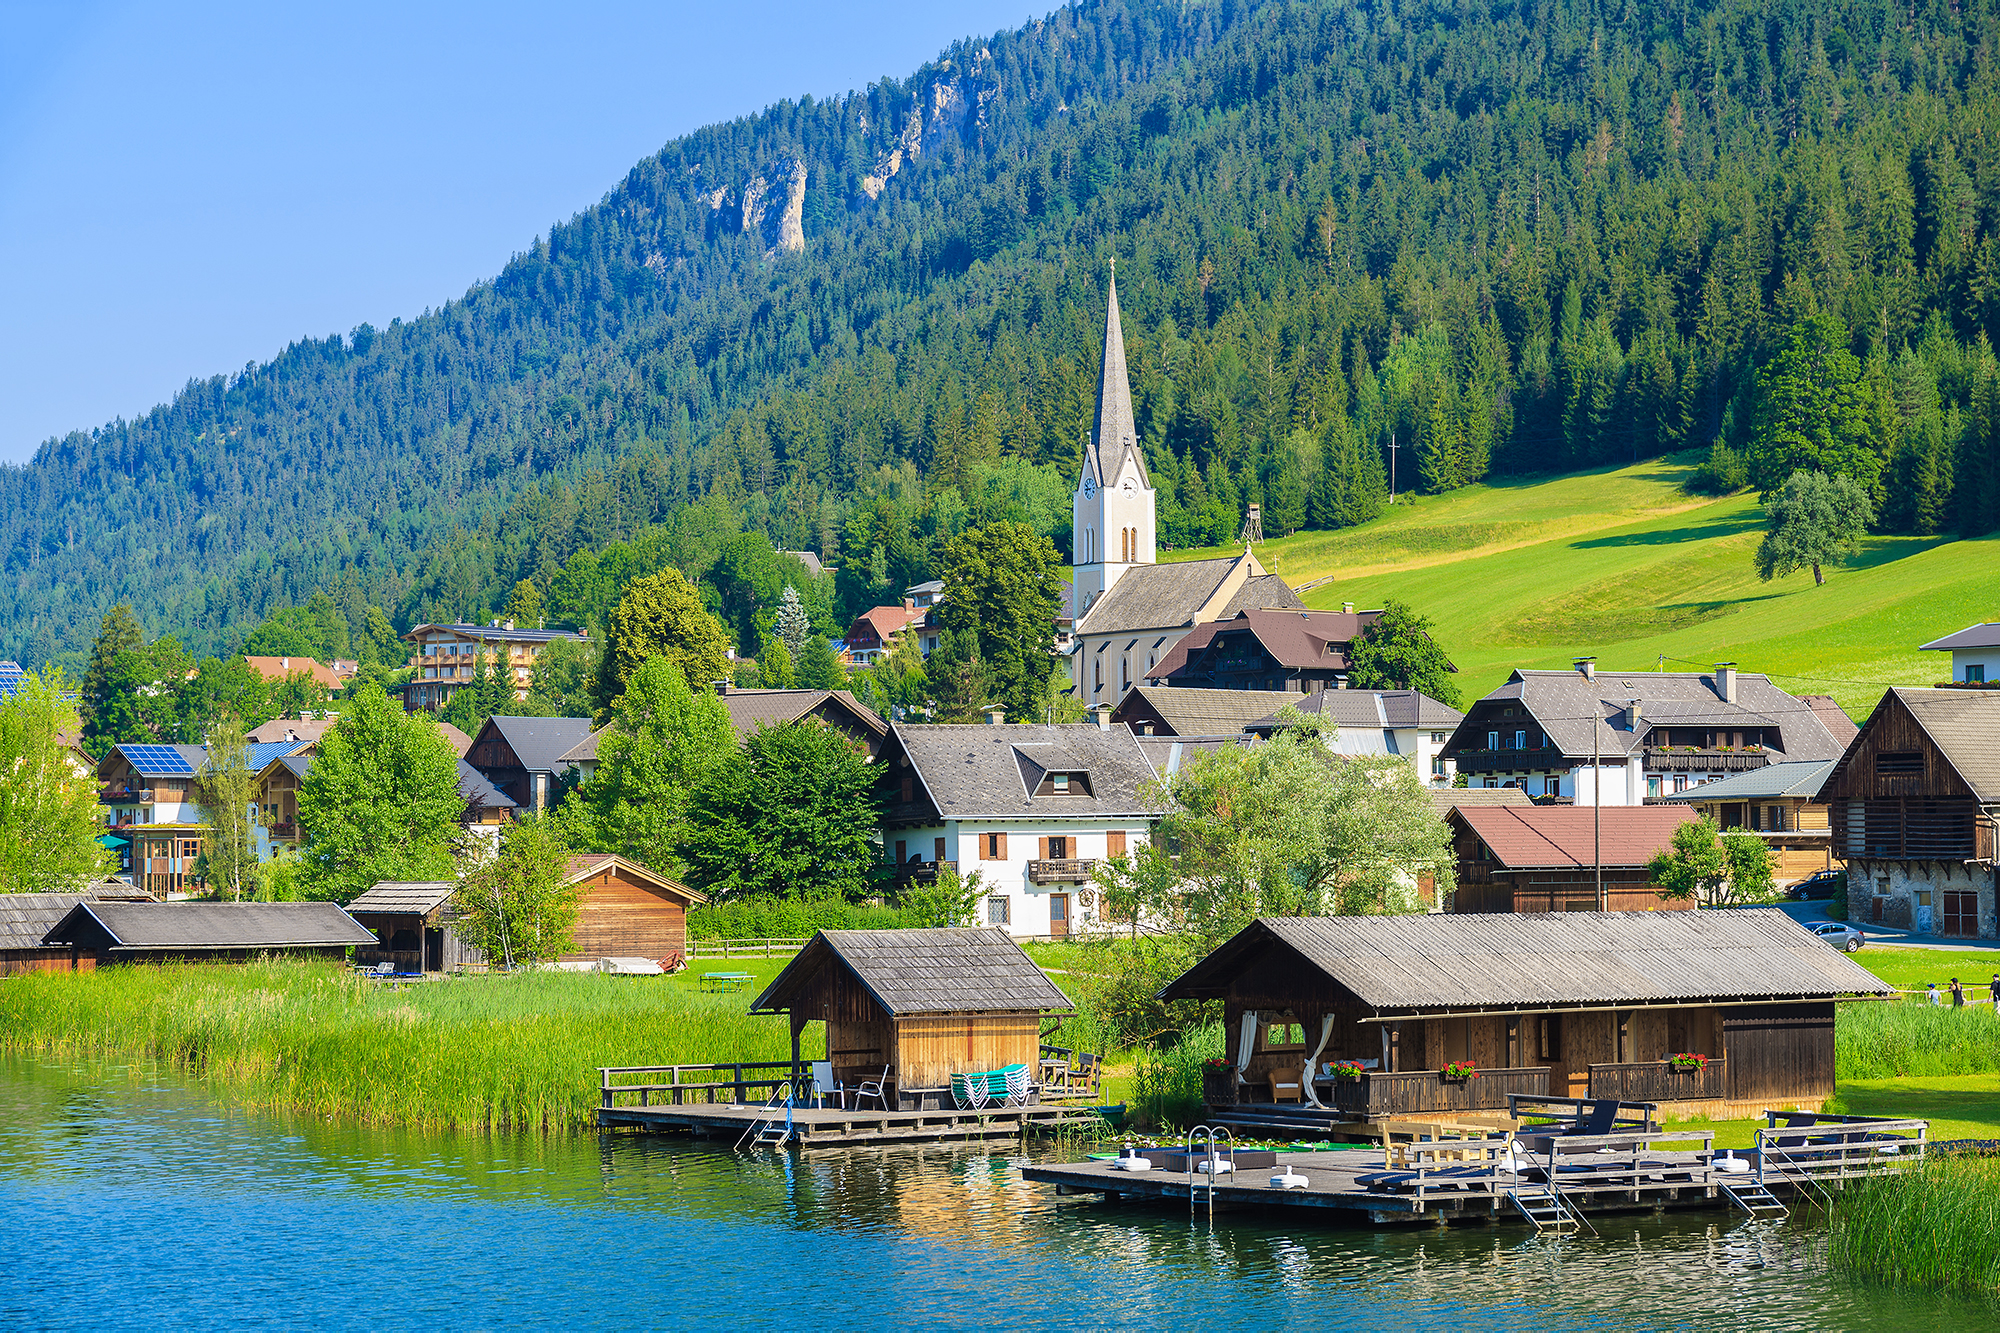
298, 683, 464, 902
568, 657, 736, 875
196, 715, 258, 901
680, 720, 881, 900
453, 815, 579, 967
1346, 600, 1462, 707
1754, 469, 1875, 586
0, 668, 110, 892
595, 571, 731, 715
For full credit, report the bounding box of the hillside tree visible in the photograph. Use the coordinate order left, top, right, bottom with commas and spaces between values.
1755, 469, 1875, 586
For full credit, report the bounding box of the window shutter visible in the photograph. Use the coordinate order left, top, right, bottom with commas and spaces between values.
1038, 837, 1049, 860
996, 832, 1008, 859
1107, 831, 1126, 857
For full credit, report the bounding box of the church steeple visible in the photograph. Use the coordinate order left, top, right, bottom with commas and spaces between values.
1089, 264, 1138, 483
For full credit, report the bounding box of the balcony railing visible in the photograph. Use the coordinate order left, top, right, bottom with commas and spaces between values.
877, 859, 956, 884
1320, 1066, 1552, 1116
1644, 747, 1768, 773
1589, 1058, 1726, 1102
267, 821, 297, 839
1028, 858, 1097, 884
1452, 748, 1566, 774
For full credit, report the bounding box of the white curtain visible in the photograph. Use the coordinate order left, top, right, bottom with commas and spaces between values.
1235, 1011, 1259, 1081
1301, 1015, 1336, 1109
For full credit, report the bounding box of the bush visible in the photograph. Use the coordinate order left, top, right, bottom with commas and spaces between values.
1836, 998, 2000, 1079
686, 898, 906, 940
1685, 440, 1748, 495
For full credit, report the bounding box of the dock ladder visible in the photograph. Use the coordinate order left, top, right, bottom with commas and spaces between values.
734, 1083, 796, 1152
1183, 1124, 1235, 1221
1505, 1187, 1581, 1235
1721, 1180, 1789, 1220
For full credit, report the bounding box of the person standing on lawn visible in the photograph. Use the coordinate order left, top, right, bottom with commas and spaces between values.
1990, 975, 2000, 1012
1927, 982, 1943, 1006
1951, 978, 1966, 1008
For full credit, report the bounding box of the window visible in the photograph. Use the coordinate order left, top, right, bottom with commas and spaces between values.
1432, 732, 1447, 744
1052, 773, 1070, 792
1875, 752, 1924, 775
982, 832, 1007, 860
1768, 805, 1784, 830
1047, 836, 1069, 859
1432, 756, 1446, 776
1514, 730, 1527, 750
1537, 1016, 1562, 1061
1546, 778, 1561, 797
1487, 731, 1500, 750
1483, 778, 1498, 789
1646, 776, 1662, 798
1263, 1023, 1305, 1049
1673, 776, 1688, 793
1093, 659, 1102, 690
986, 897, 1010, 926
1969, 665, 1987, 683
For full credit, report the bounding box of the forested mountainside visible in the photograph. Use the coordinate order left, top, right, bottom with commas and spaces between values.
8, 0, 2000, 667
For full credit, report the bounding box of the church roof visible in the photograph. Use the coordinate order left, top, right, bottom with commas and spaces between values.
1089, 273, 1147, 488
1075, 555, 1248, 636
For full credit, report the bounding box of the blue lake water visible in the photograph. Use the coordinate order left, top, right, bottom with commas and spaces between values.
0, 1055, 1988, 1330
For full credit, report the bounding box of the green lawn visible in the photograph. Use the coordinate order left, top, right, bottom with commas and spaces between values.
1170, 454, 1996, 717
1854, 946, 2000, 996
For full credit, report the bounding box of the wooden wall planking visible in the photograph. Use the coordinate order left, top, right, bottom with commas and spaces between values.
894, 1013, 1040, 1087
565, 869, 688, 960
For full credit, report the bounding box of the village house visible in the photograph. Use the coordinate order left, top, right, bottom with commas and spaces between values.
241, 655, 342, 691
1152, 605, 1419, 695
1243, 687, 1463, 785
1442, 660, 1850, 802
1920, 621, 2000, 685
400, 620, 588, 713
840, 603, 926, 667
716, 685, 890, 758
1159, 911, 1892, 1124
750, 927, 1074, 1111
1657, 759, 1839, 885
1823, 687, 2000, 939
876, 715, 1156, 938
466, 716, 594, 815
96, 740, 300, 891
1445, 804, 1698, 913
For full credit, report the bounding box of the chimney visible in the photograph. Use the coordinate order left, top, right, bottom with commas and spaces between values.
1627, 698, 1644, 730
1342, 601, 1355, 614
1575, 657, 1596, 681
1715, 663, 1737, 705
1090, 703, 1114, 731
985, 706, 1006, 725
713, 679, 731, 695
503, 620, 515, 631
279, 657, 289, 670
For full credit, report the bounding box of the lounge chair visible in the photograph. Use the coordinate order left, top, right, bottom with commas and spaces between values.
1071, 1051, 1101, 1097
952, 1064, 1031, 1109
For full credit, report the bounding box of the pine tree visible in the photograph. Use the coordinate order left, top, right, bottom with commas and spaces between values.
775, 585, 811, 657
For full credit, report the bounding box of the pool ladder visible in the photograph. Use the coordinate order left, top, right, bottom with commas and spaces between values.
735, 1083, 795, 1152
1184, 1124, 1235, 1220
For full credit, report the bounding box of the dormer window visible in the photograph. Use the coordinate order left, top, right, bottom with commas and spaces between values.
1052, 773, 1070, 792
1035, 770, 1091, 796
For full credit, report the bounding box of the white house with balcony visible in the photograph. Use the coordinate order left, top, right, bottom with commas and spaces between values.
876, 714, 1156, 938
1440, 659, 1851, 803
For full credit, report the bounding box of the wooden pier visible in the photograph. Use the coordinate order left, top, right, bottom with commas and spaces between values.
1022, 1114, 1930, 1229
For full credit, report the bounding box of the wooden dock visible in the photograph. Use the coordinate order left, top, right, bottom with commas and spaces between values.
1022, 1116, 1930, 1229
598, 1100, 1103, 1147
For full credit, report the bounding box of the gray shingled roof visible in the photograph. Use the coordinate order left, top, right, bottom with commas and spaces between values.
1656, 759, 1838, 803
261, 753, 513, 809
896, 723, 1160, 818
556, 728, 602, 766
1426, 787, 1534, 813
0, 893, 100, 949
1121, 686, 1300, 737
1920, 623, 2000, 651
1160, 911, 1894, 1013
1136, 734, 1257, 777
346, 882, 457, 915
1220, 574, 1307, 617
482, 717, 595, 773
1467, 669, 1846, 763
1881, 687, 2000, 801
1249, 688, 1464, 732
751, 927, 1073, 1016
42, 901, 377, 949
720, 689, 888, 741
1076, 555, 1258, 635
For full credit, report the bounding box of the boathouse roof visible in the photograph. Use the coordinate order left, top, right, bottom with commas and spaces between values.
41, 900, 378, 952
346, 882, 458, 916
751, 927, 1073, 1018
1159, 911, 1893, 1016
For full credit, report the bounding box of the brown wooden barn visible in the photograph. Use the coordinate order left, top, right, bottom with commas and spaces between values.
1159, 911, 1892, 1124
560, 854, 702, 963
750, 928, 1073, 1111
343, 882, 486, 974
40, 900, 378, 965
1446, 804, 1698, 913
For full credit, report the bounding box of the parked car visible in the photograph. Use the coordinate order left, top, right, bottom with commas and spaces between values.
1811, 922, 1865, 953
1789, 870, 1845, 900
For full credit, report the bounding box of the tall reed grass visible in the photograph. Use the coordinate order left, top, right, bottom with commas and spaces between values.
1835, 999, 2000, 1079
1133, 1020, 1225, 1129
0, 960, 810, 1131
1830, 1154, 2000, 1294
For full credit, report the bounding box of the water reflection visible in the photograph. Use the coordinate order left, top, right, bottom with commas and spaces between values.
0, 1054, 1989, 1330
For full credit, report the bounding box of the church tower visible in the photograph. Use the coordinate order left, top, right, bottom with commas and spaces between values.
1072, 266, 1155, 615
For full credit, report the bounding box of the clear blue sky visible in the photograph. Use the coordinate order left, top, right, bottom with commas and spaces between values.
0, 0, 1034, 464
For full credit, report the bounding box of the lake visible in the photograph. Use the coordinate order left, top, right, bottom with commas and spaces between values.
0, 1055, 1987, 1330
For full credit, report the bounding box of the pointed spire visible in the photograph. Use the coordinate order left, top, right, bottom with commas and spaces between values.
1091, 266, 1138, 483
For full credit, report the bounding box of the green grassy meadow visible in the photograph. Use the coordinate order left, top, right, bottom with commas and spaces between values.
1170, 455, 1996, 718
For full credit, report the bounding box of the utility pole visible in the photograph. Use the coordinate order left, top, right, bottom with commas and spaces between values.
1593, 711, 1604, 912
1387, 432, 1399, 505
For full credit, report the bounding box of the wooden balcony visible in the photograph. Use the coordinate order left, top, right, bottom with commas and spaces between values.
1644, 747, 1768, 773
1589, 1058, 1726, 1102
891, 859, 957, 884
1322, 1066, 1551, 1116
1452, 748, 1565, 774
1028, 858, 1097, 884
266, 821, 297, 839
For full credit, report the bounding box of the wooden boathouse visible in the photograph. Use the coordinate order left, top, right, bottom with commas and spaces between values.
1159, 910, 1892, 1131
751, 927, 1075, 1111
343, 882, 485, 974
39, 900, 378, 965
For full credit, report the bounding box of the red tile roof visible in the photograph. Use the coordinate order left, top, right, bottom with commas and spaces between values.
845, 605, 925, 647
1153, 608, 1387, 678
242, 656, 342, 690
1451, 805, 1697, 870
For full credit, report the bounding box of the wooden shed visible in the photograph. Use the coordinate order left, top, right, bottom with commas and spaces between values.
41, 900, 378, 966
344, 882, 486, 974
1160, 911, 1892, 1123
751, 928, 1074, 1111
1, 892, 104, 975
561, 854, 702, 964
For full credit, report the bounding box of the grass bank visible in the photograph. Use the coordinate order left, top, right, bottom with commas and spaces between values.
1831, 1153, 2000, 1295
0, 960, 813, 1131
1838, 1000, 2000, 1079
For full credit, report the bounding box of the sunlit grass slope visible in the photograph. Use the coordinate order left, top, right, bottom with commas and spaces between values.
1171, 456, 1996, 717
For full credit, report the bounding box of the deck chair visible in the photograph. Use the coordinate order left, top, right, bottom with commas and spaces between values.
852, 1065, 891, 1111
1071, 1051, 1101, 1098
809, 1061, 845, 1109
1267, 1068, 1304, 1103
1567, 1099, 1622, 1137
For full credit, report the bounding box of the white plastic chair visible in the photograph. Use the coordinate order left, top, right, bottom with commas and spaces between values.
853, 1065, 891, 1111
810, 1060, 845, 1109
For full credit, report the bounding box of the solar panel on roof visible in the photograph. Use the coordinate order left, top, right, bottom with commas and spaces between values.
120, 744, 197, 776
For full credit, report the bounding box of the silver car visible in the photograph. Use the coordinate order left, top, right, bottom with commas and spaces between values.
1811, 922, 1865, 952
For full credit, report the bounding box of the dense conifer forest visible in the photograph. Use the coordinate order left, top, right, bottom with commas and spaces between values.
7, 0, 2000, 667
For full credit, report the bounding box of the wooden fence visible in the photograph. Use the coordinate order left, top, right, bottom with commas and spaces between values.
685, 937, 809, 959
1589, 1058, 1727, 1103
600, 1061, 801, 1108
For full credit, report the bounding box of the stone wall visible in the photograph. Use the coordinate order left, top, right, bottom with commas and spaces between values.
1848, 857, 1999, 938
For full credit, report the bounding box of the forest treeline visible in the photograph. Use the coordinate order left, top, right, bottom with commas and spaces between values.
7, 0, 2000, 668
